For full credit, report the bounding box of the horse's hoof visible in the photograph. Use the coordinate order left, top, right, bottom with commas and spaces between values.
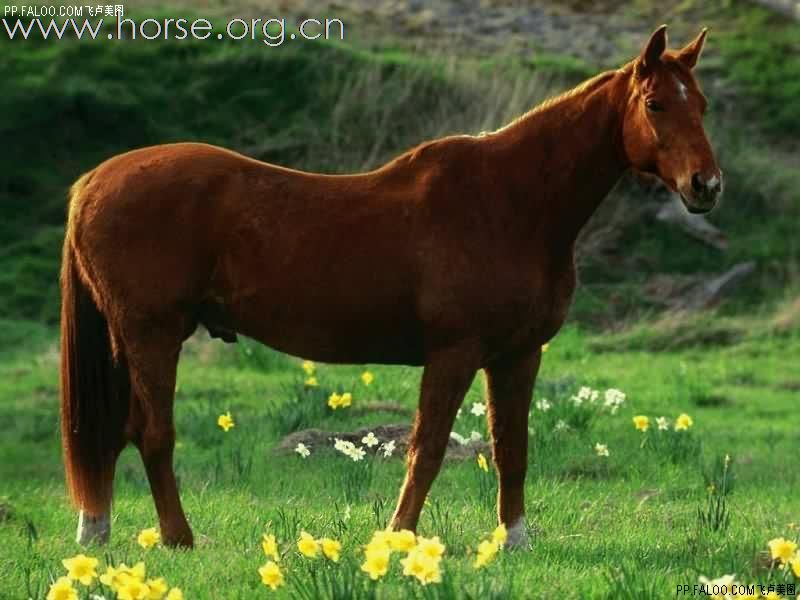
504, 518, 531, 550
163, 530, 194, 549
76, 511, 110, 546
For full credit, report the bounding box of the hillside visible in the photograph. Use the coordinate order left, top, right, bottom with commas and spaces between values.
1, 0, 798, 336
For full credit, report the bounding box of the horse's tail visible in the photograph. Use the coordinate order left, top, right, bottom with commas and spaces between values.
60, 172, 130, 516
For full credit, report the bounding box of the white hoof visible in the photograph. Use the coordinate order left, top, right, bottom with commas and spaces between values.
76, 511, 110, 545
504, 518, 530, 550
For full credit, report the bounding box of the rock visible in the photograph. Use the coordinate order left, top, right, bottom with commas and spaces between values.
276, 423, 491, 460
656, 193, 729, 251
644, 262, 757, 312
680, 262, 757, 311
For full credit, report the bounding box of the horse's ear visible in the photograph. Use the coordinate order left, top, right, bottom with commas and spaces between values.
677, 28, 708, 69
637, 25, 668, 77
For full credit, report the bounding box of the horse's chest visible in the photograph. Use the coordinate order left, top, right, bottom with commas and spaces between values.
479, 263, 576, 347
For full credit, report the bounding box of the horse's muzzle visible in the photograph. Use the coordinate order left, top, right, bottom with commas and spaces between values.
681, 171, 723, 214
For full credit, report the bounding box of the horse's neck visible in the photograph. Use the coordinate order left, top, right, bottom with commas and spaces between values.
488, 70, 630, 253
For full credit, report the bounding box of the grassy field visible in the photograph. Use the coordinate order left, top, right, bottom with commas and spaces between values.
1, 323, 798, 599
2, 1, 799, 598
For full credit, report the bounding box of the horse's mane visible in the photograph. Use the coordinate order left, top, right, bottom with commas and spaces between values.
490, 68, 623, 135
385, 65, 627, 170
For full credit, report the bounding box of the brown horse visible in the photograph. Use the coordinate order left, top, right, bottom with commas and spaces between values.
60, 25, 721, 547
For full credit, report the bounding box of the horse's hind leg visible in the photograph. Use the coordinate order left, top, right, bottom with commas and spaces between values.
125, 320, 193, 547
484, 348, 541, 548
389, 346, 479, 531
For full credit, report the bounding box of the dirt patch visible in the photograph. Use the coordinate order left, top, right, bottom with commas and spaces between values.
276, 423, 490, 460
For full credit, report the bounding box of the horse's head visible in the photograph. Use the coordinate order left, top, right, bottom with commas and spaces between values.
622, 25, 722, 214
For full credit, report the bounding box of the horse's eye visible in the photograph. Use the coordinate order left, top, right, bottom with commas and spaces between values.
646, 99, 664, 112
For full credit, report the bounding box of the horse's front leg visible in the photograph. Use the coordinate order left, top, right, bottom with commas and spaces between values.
389, 345, 479, 532
485, 347, 541, 548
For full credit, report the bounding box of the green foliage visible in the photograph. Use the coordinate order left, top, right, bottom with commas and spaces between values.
0, 324, 798, 597
0, 37, 466, 323
717, 5, 800, 138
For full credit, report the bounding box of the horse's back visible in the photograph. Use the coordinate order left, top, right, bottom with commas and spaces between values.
68, 142, 429, 362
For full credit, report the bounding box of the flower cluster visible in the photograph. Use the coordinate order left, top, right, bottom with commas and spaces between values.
50, 553, 182, 600
566, 386, 626, 414
328, 392, 353, 410
294, 442, 311, 458
300, 358, 373, 391
334, 437, 366, 461
697, 539, 800, 600
449, 430, 483, 446
632, 413, 694, 432
331, 432, 396, 461
297, 530, 342, 561
476, 453, 489, 472
473, 524, 507, 569
361, 529, 445, 585
768, 536, 800, 576
137, 527, 160, 549
217, 411, 234, 432
256, 530, 343, 591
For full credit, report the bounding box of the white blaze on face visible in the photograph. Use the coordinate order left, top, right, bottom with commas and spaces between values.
673, 75, 688, 101
706, 175, 719, 189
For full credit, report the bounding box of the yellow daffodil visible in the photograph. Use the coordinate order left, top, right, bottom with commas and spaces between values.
768, 537, 798, 563
100, 563, 145, 591
477, 453, 489, 472
117, 577, 151, 600
165, 588, 183, 600
62, 553, 98, 585
492, 524, 508, 546
328, 392, 352, 409
361, 545, 391, 580
474, 539, 499, 568
47, 577, 77, 600
297, 531, 320, 558
262, 533, 279, 561
388, 529, 417, 552
217, 412, 234, 432
400, 547, 442, 584
137, 527, 161, 549
99, 566, 119, 589
321, 537, 342, 562
302, 360, 315, 375
365, 530, 392, 554
633, 415, 650, 432
416, 536, 445, 561
145, 577, 168, 600
304, 376, 318, 387
675, 413, 694, 431
361, 371, 374, 386
791, 552, 800, 577
258, 561, 285, 591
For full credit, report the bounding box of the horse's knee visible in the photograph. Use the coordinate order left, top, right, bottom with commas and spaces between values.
407, 438, 448, 476
138, 424, 175, 459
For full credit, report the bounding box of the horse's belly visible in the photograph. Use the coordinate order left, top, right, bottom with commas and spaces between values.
225, 291, 426, 365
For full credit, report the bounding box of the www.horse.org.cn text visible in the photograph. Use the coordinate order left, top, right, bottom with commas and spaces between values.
1, 7, 346, 46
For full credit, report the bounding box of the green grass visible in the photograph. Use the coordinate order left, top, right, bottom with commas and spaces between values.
2, 5, 799, 597
1, 324, 797, 598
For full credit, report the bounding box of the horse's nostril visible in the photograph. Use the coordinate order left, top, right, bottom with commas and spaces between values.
691, 173, 704, 193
